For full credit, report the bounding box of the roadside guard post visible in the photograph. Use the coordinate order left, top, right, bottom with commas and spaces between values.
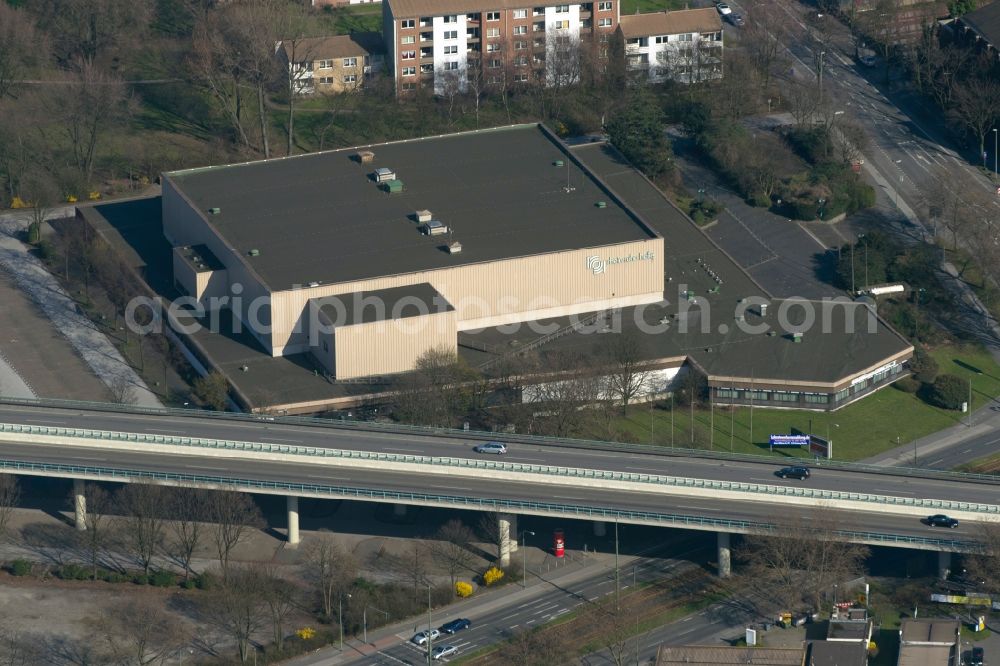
553, 530, 565, 558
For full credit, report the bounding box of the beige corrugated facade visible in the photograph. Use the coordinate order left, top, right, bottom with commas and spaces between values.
162, 171, 664, 377
333, 311, 458, 379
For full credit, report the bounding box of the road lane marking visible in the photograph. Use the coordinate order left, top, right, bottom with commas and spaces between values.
147, 428, 185, 434
184, 465, 228, 470
66, 456, 107, 461
676, 505, 721, 512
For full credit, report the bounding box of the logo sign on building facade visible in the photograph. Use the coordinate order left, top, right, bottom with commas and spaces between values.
586, 250, 655, 276
769, 434, 809, 449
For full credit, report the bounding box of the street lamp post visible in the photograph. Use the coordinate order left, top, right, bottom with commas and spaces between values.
818, 51, 826, 105
520, 530, 535, 588
427, 585, 433, 666
994, 128, 998, 175
363, 605, 390, 645
339, 592, 352, 652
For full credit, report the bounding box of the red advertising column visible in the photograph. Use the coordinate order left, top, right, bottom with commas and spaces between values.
553, 529, 565, 558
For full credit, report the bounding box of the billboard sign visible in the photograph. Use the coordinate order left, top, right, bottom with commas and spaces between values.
809, 434, 832, 459
769, 435, 809, 448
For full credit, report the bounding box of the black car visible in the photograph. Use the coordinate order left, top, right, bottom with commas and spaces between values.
776, 466, 811, 480
971, 647, 984, 666
439, 618, 472, 634
926, 514, 959, 528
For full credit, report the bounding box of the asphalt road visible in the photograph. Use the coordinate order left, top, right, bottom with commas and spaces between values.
1, 404, 996, 507
347, 543, 707, 665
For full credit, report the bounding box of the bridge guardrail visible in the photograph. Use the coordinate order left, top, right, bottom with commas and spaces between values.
0, 458, 978, 552
1, 396, 997, 485
3, 422, 999, 515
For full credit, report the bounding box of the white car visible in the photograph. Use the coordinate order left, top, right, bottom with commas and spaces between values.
433, 645, 459, 660
412, 629, 441, 645
716, 2, 732, 14
474, 441, 507, 455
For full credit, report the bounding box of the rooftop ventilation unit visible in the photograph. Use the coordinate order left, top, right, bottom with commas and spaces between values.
448, 241, 462, 254
357, 150, 375, 164
308, 281, 321, 288
374, 167, 396, 182
415, 209, 433, 223
423, 220, 448, 236
382, 179, 404, 194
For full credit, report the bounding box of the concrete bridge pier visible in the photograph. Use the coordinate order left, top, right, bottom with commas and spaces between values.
499, 515, 514, 567
593, 521, 607, 537
938, 551, 951, 580
508, 514, 518, 552
717, 532, 732, 578
73, 479, 86, 531
287, 496, 300, 547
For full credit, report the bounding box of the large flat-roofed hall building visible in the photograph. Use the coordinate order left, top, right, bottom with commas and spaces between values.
162, 124, 663, 379
160, 123, 912, 412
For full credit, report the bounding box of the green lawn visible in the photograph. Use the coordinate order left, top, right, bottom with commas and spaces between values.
314, 4, 383, 35
612, 343, 1000, 463
620, 0, 689, 13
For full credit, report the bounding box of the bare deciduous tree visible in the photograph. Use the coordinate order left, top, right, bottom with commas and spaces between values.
92, 598, 189, 666
201, 564, 269, 665
477, 511, 512, 565
205, 490, 264, 580
429, 519, 478, 587
387, 540, 431, 603
963, 520, 1000, 597
108, 371, 138, 406
738, 507, 869, 610
116, 483, 166, 576
301, 533, 357, 621
602, 330, 653, 414
0, 5, 46, 100
44, 60, 131, 183
258, 564, 301, 652
949, 79, 1000, 164
0, 474, 20, 541
75, 482, 113, 581
166, 487, 210, 580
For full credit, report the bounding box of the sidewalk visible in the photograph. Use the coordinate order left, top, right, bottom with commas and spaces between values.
286, 549, 622, 666
0, 211, 161, 408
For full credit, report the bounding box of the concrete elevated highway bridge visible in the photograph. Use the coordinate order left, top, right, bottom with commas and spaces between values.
0, 399, 996, 578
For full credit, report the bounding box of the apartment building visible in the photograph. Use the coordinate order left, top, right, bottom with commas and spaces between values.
277, 33, 385, 95
618, 8, 723, 83
382, 0, 620, 94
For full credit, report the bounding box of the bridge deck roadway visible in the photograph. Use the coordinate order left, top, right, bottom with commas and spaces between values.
0, 403, 997, 552
0, 404, 996, 508
0, 441, 983, 551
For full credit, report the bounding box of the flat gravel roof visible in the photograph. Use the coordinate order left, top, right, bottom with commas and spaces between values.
165, 124, 656, 292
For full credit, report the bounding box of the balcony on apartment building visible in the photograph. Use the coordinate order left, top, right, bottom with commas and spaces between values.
420, 47, 434, 60
626, 37, 650, 51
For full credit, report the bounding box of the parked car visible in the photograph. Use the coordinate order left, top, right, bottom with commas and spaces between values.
926, 514, 959, 528
439, 618, 472, 634
971, 647, 984, 666
716, 2, 732, 14
412, 629, 441, 645
776, 466, 811, 480
727, 13, 745, 25
474, 441, 507, 455
433, 645, 459, 660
